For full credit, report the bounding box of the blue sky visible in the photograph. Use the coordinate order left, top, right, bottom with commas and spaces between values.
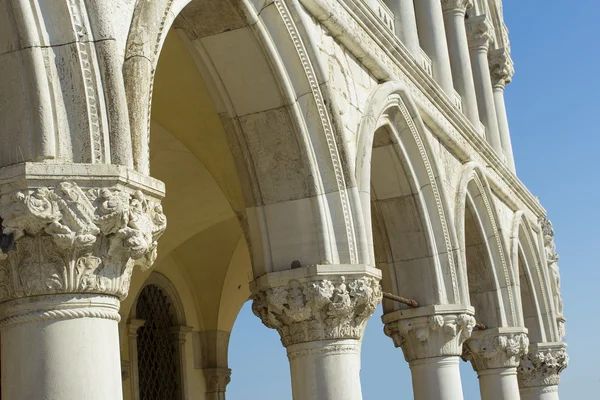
226, 1, 599, 398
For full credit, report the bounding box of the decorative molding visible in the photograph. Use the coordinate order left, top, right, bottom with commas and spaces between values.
463, 332, 529, 370
384, 312, 476, 362
518, 346, 568, 388
287, 343, 359, 361
0, 181, 166, 301
273, 0, 358, 264
466, 15, 494, 51
489, 47, 514, 90
203, 367, 232, 393
252, 273, 381, 347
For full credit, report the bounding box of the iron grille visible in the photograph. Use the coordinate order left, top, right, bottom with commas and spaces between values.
136, 284, 180, 400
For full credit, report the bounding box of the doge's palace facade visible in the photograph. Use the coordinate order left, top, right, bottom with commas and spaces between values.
0, 0, 567, 399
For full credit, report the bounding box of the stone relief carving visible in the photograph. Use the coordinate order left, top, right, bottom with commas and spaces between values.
441, 0, 474, 12
518, 347, 568, 388
0, 182, 166, 301
204, 367, 232, 394
489, 48, 515, 89
466, 16, 494, 51
539, 217, 565, 338
384, 313, 476, 362
463, 333, 529, 370
252, 276, 382, 347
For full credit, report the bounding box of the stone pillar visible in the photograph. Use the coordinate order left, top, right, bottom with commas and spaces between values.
442, 0, 481, 126
490, 48, 517, 172
384, 0, 420, 57
252, 265, 382, 400
463, 329, 529, 400
414, 0, 455, 96
198, 330, 233, 400
204, 368, 232, 400
383, 305, 476, 400
0, 164, 166, 400
518, 344, 568, 400
466, 15, 503, 154
126, 319, 146, 400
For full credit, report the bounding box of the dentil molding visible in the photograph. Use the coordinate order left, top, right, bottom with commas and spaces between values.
251, 265, 382, 347
463, 330, 529, 371
383, 306, 476, 362
518, 345, 568, 388
0, 163, 166, 301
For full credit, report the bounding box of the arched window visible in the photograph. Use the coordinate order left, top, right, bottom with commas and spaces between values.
136, 284, 180, 400
127, 273, 189, 400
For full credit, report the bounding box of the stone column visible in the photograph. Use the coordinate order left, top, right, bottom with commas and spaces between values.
384, 0, 420, 57
0, 164, 166, 400
442, 0, 481, 126
518, 344, 568, 400
414, 0, 456, 96
383, 305, 476, 400
204, 368, 232, 400
463, 329, 529, 400
490, 48, 517, 172
126, 319, 146, 400
252, 265, 382, 400
466, 15, 503, 154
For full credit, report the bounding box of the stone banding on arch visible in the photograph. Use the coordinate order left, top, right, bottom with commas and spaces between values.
124, 0, 362, 275
510, 211, 556, 343
455, 161, 518, 327
356, 81, 462, 307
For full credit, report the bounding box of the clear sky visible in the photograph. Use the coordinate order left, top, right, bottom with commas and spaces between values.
226, 1, 599, 398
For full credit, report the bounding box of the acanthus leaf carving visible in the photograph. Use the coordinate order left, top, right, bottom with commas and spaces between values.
518, 347, 568, 388
252, 275, 382, 347
0, 182, 166, 301
463, 332, 529, 370
384, 312, 476, 362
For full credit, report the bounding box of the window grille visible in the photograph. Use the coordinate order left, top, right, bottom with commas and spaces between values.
136, 284, 180, 400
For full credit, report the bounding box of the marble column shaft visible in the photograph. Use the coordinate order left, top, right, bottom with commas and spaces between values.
383, 305, 476, 400
252, 265, 382, 400
490, 48, 517, 172
0, 164, 166, 400
384, 0, 420, 58
467, 15, 503, 154
442, 0, 481, 126
414, 0, 455, 96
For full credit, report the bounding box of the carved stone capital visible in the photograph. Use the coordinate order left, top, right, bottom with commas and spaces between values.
518, 344, 568, 388
251, 265, 382, 347
489, 48, 515, 89
441, 0, 473, 14
383, 305, 476, 362
203, 367, 232, 394
0, 163, 166, 302
467, 15, 494, 51
463, 329, 529, 371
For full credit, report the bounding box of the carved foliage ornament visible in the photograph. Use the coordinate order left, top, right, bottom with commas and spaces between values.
384, 314, 476, 362
489, 49, 515, 89
252, 276, 382, 347
441, 0, 474, 13
518, 348, 568, 388
0, 182, 166, 301
463, 333, 529, 370
466, 16, 494, 50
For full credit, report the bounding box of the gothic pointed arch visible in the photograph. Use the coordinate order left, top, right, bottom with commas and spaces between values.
124, 0, 363, 277
510, 211, 555, 343
356, 81, 462, 308
455, 162, 518, 328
